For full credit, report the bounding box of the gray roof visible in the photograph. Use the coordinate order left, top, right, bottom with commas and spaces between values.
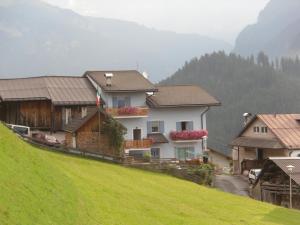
147, 133, 169, 144
230, 137, 284, 149
270, 157, 300, 185
84, 70, 157, 93
147, 85, 220, 108
255, 157, 300, 186
64, 107, 99, 133
0, 76, 96, 105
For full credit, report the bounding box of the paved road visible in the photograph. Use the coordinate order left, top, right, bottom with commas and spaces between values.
213, 174, 249, 197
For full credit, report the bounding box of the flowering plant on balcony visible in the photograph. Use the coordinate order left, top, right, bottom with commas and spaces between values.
170, 130, 208, 141
117, 107, 138, 115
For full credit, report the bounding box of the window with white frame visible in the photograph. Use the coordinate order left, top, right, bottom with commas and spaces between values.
175, 147, 195, 161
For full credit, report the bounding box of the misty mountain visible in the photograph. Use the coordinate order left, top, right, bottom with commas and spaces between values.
234, 0, 300, 58
160, 52, 300, 156
0, 0, 231, 81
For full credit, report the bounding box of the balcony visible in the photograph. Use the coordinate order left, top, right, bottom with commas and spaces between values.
170, 130, 208, 142
106, 106, 149, 118
124, 139, 152, 150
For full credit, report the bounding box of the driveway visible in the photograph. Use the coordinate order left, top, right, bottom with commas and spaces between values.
213, 174, 249, 197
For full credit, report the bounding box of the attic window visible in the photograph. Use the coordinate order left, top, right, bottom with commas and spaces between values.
261, 127, 268, 133
253, 126, 259, 133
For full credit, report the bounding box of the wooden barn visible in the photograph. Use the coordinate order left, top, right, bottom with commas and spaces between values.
63, 107, 118, 156
0, 76, 96, 132
251, 157, 300, 209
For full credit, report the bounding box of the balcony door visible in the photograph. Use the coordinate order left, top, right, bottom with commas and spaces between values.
133, 128, 142, 140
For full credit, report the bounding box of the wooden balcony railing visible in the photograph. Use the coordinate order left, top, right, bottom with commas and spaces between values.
106, 107, 149, 118
124, 139, 152, 149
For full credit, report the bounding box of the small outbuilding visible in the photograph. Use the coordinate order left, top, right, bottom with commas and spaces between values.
251, 157, 300, 209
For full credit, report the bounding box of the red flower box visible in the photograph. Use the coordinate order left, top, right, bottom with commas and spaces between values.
117, 107, 139, 115
170, 130, 208, 141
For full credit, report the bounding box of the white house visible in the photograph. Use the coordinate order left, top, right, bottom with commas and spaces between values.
85, 70, 220, 161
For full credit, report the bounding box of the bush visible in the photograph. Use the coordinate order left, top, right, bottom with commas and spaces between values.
187, 164, 214, 185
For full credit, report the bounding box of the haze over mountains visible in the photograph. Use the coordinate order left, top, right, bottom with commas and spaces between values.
0, 0, 231, 81
234, 0, 300, 58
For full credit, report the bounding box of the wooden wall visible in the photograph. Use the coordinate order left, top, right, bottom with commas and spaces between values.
3, 101, 52, 128
65, 112, 116, 156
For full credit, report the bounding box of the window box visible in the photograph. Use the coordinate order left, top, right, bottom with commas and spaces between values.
106, 107, 149, 118
170, 130, 208, 141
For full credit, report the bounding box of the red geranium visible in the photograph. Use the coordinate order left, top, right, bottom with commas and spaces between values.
170, 130, 208, 140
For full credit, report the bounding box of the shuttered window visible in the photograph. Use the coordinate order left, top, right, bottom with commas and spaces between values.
176, 121, 194, 131
147, 121, 164, 134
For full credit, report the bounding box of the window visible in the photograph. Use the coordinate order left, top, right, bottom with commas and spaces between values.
176, 121, 193, 131
65, 108, 72, 124
147, 121, 164, 134
151, 148, 160, 159
112, 96, 131, 108
175, 147, 195, 161
261, 127, 268, 133
81, 107, 87, 118
253, 126, 259, 133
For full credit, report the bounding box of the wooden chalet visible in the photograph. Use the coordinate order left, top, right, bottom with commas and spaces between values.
251, 157, 300, 209
231, 114, 300, 174
0, 76, 96, 132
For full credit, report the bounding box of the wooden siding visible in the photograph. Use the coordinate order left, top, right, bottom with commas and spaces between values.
3, 101, 52, 128
65, 112, 115, 156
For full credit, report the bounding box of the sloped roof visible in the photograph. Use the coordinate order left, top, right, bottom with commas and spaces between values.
84, 70, 157, 92
0, 76, 96, 105
234, 114, 300, 150
270, 157, 300, 185
147, 85, 220, 108
258, 114, 300, 150
0, 77, 50, 101
230, 137, 284, 149
147, 133, 169, 144
63, 107, 99, 133
255, 157, 300, 186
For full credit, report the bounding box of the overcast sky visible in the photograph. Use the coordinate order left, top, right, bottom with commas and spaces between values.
42, 0, 269, 44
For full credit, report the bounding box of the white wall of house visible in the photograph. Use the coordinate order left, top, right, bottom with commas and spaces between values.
148, 107, 208, 159
116, 117, 148, 140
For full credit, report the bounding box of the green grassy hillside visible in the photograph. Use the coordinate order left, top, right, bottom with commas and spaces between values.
0, 124, 299, 225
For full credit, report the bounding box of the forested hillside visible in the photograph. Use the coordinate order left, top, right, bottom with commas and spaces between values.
160, 52, 300, 155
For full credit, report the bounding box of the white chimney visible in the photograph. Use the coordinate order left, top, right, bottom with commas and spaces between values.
142, 71, 149, 79
104, 73, 113, 86
243, 112, 252, 126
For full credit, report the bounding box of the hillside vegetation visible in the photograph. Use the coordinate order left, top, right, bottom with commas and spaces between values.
0, 124, 300, 225
160, 52, 300, 155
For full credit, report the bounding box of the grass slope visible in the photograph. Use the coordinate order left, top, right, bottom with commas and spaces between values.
0, 124, 299, 225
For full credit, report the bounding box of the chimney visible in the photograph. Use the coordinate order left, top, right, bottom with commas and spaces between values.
104, 73, 113, 86
142, 71, 149, 79
243, 112, 252, 126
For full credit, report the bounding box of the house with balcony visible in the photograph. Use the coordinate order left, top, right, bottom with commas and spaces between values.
84, 70, 157, 158
84, 71, 220, 160
147, 85, 220, 161
231, 114, 300, 174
